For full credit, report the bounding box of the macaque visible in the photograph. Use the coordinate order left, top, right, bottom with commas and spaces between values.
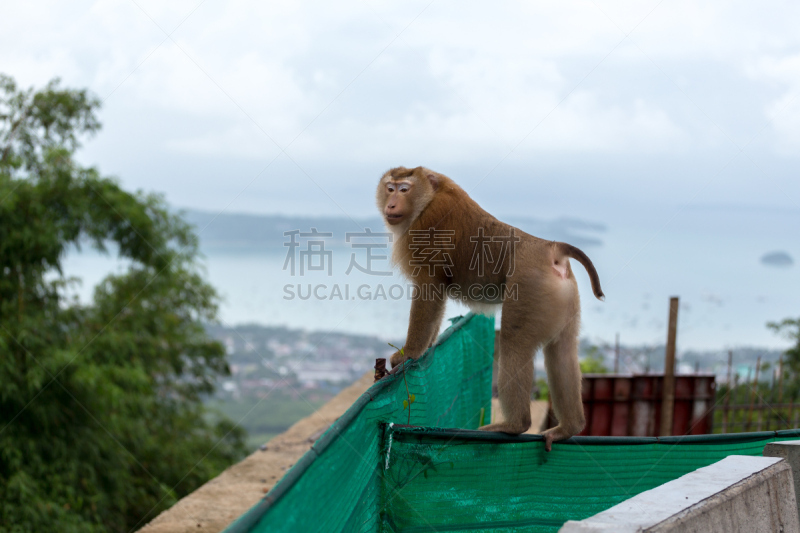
376, 166, 604, 451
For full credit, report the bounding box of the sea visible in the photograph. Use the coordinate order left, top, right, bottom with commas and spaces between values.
61, 204, 800, 352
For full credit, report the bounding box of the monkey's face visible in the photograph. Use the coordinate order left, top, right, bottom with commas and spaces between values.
376, 167, 438, 232
381, 179, 414, 226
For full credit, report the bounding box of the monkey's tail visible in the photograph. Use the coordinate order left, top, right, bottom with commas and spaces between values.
557, 242, 605, 301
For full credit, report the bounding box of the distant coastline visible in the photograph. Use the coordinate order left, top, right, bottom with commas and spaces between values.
181, 209, 606, 250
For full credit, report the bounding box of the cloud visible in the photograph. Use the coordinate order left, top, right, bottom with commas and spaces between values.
4, 0, 800, 212
701, 293, 724, 306
746, 53, 800, 154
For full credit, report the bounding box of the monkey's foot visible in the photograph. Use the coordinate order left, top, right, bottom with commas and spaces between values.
541, 426, 573, 452
478, 422, 526, 435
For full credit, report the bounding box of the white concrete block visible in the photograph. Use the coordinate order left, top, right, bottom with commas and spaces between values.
560, 455, 799, 533
765, 440, 800, 525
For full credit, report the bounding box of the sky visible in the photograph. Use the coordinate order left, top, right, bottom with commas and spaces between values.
3, 0, 800, 219
3, 1, 800, 350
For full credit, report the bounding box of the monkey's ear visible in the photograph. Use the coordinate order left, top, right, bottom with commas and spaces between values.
426, 173, 439, 191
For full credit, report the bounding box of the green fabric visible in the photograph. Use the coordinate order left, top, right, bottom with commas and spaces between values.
225, 313, 798, 533
381, 426, 800, 532
225, 313, 496, 533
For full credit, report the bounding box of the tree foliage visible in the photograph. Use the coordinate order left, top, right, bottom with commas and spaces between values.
0, 74, 246, 532
579, 345, 608, 374
769, 318, 800, 399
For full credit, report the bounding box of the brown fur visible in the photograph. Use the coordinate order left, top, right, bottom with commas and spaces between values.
377, 166, 604, 451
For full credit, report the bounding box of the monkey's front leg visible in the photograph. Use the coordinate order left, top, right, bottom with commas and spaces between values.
390, 294, 446, 369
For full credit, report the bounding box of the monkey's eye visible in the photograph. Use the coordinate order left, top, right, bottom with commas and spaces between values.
387, 184, 396, 192
399, 184, 409, 193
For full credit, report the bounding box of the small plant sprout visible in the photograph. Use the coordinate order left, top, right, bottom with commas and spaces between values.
389, 343, 415, 424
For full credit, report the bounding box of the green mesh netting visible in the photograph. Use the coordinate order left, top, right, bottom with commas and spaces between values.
225, 313, 496, 533
225, 313, 800, 533
380, 426, 800, 532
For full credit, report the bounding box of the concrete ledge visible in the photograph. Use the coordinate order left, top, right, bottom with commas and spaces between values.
765, 440, 800, 523
560, 455, 799, 533
137, 372, 374, 533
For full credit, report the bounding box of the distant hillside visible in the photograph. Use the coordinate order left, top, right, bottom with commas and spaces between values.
181, 209, 605, 250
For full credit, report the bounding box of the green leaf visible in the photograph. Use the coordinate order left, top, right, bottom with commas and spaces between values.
0, 73, 247, 532
403, 400, 408, 410
409, 394, 416, 404
388, 342, 404, 356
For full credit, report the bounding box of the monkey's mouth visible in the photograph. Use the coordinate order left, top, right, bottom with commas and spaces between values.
386, 214, 404, 224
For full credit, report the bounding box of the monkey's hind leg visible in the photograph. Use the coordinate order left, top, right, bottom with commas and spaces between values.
541, 324, 585, 451
479, 324, 537, 435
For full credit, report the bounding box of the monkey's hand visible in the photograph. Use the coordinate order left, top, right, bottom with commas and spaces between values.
390, 349, 410, 369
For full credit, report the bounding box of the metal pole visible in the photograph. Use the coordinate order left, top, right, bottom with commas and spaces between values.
660, 296, 679, 437
746, 357, 760, 432
723, 350, 732, 433
772, 367, 777, 401
757, 402, 764, 431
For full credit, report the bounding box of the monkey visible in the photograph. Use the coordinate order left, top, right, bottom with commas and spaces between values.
376, 166, 604, 451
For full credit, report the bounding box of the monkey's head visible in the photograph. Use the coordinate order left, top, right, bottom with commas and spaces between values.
376, 166, 439, 232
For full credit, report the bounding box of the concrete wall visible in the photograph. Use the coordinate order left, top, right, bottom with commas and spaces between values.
765, 440, 800, 524
560, 455, 799, 533
137, 373, 374, 533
